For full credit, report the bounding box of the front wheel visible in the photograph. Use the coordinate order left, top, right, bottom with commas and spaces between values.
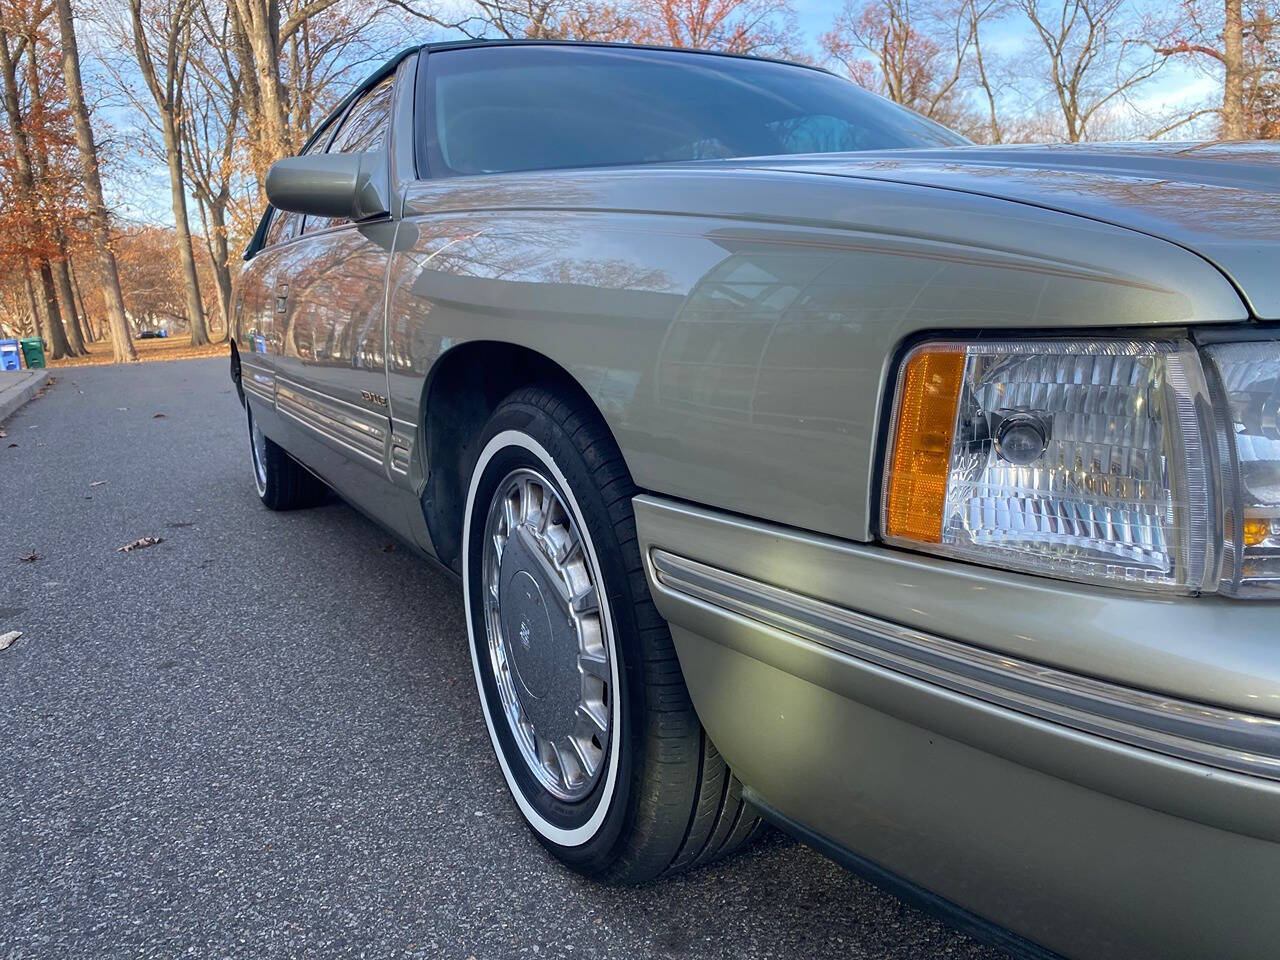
462, 385, 760, 883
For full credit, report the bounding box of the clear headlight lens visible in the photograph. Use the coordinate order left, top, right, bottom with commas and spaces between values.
882, 339, 1215, 593
1204, 342, 1280, 597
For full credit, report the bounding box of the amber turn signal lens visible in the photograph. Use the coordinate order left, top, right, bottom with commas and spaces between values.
1243, 517, 1271, 548
884, 346, 965, 543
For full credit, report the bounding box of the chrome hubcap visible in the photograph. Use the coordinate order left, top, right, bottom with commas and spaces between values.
482, 468, 611, 802
249, 413, 268, 493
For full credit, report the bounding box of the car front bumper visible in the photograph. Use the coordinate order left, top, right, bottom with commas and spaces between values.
634, 495, 1280, 960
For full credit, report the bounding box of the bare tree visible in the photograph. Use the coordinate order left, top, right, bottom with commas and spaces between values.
641, 0, 797, 54
55, 0, 136, 360
389, 0, 642, 43
1017, 0, 1168, 142
421, 0, 580, 38
0, 16, 77, 359
1255, 10, 1279, 135
281, 3, 395, 141
184, 0, 241, 340
128, 0, 208, 345
18, 24, 87, 355
225, 0, 349, 181
821, 0, 1002, 136
1152, 1, 1279, 139
964, 0, 1007, 142
1225, 0, 1248, 135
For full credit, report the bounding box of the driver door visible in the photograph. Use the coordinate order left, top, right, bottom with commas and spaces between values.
273, 76, 398, 486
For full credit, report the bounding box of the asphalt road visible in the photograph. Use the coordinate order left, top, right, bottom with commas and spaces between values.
0, 358, 1010, 960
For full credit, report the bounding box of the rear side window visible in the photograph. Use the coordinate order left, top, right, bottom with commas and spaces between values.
419, 45, 966, 178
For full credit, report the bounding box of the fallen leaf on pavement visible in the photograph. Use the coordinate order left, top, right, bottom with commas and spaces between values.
117, 407, 127, 411
0, 428, 6, 438
6, 443, 15, 448
119, 536, 163, 553
152, 413, 166, 419
89, 480, 106, 487
0, 630, 20, 651
18, 551, 38, 562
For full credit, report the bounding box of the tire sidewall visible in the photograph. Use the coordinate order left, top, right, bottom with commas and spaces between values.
463, 405, 638, 865
247, 404, 268, 499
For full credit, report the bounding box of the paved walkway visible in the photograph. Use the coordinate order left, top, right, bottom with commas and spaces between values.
0, 368, 49, 424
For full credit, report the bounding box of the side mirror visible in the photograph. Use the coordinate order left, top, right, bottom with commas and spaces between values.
264, 150, 390, 221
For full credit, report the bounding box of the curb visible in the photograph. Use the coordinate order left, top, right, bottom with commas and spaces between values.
0, 369, 50, 424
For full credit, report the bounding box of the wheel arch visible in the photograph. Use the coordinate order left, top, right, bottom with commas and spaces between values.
229, 340, 244, 406
416, 339, 624, 574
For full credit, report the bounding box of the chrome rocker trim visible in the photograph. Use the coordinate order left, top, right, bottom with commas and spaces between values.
275, 377, 387, 466
650, 549, 1280, 782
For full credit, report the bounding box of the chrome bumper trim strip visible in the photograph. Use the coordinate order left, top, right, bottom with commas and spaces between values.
650, 549, 1280, 781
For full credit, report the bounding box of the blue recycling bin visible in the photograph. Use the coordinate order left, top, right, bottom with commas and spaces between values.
0, 339, 20, 371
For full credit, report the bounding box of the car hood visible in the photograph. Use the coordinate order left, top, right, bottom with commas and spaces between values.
754, 142, 1280, 320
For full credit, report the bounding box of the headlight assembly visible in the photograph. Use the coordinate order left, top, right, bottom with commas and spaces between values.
882, 337, 1226, 594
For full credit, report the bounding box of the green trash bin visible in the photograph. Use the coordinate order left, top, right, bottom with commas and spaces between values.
19, 337, 45, 368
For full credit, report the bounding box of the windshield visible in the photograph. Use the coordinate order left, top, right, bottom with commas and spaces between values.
420, 44, 968, 178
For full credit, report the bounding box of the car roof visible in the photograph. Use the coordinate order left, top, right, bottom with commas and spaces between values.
413, 38, 833, 76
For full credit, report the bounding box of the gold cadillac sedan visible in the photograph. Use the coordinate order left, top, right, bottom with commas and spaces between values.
231, 40, 1280, 960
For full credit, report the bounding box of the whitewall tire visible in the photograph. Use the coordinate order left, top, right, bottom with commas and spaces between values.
460, 385, 762, 882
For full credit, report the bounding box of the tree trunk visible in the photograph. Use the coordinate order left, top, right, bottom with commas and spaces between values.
0, 33, 76, 362
250, 20, 291, 170
0, 28, 66, 358
1222, 0, 1246, 139
208, 199, 233, 342
69, 257, 96, 343
130, 0, 208, 347
38, 262, 72, 360
227, 15, 264, 191
13, 25, 84, 358
162, 118, 209, 346
71, 263, 92, 344
969, 1, 1002, 144
55, 0, 137, 362
51, 250, 86, 355
228, 0, 291, 179
24, 270, 44, 342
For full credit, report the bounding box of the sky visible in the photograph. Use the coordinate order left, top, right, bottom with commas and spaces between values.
789, 0, 1219, 123
92, 0, 1225, 228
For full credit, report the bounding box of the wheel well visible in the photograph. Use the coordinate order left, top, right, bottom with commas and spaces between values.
229, 340, 244, 406
419, 341, 593, 574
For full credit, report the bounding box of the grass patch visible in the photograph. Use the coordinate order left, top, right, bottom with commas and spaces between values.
47, 336, 229, 367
